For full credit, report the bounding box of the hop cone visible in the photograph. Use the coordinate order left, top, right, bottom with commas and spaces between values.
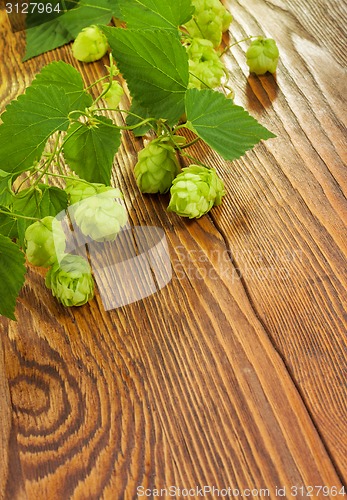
45, 254, 94, 307
184, 0, 232, 47
187, 38, 225, 89
72, 25, 108, 63
65, 179, 123, 205
25, 216, 66, 268
73, 192, 128, 242
246, 37, 279, 75
168, 165, 225, 219
134, 137, 180, 194
102, 80, 124, 108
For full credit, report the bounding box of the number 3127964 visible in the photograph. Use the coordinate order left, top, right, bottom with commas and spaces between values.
6, 3, 61, 14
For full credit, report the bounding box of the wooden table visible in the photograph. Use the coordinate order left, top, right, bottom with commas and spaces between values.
1, 1, 346, 498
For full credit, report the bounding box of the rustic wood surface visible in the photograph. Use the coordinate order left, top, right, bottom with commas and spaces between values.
0, 1, 346, 498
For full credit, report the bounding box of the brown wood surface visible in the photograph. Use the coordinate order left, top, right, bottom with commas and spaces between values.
0, 1, 346, 498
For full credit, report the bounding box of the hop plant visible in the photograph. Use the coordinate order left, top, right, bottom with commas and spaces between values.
65, 179, 123, 205
72, 25, 109, 63
25, 216, 66, 268
72, 192, 128, 242
187, 38, 225, 89
134, 137, 180, 194
246, 37, 279, 75
168, 165, 225, 219
102, 80, 124, 109
45, 254, 94, 307
184, 0, 232, 47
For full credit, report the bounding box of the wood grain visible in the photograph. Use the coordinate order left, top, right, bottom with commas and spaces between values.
0, 338, 11, 499
0, 0, 346, 497
1, 225, 343, 498
217, 0, 347, 478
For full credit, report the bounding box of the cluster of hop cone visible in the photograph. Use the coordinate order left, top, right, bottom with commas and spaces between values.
23, 0, 280, 308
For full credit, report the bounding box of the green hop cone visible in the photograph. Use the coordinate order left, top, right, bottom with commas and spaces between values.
45, 254, 94, 307
134, 137, 180, 194
246, 37, 279, 75
187, 38, 225, 89
102, 80, 124, 109
168, 165, 225, 219
72, 25, 109, 63
65, 179, 123, 205
72, 192, 128, 242
25, 216, 66, 267
184, 0, 232, 47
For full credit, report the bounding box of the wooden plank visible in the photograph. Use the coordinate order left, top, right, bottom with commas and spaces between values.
0, 333, 26, 500
0, 2, 346, 497
209, 0, 347, 479
0, 337, 12, 499
1, 221, 343, 497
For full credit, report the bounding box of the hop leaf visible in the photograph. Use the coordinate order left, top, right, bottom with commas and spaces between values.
100, 27, 189, 124
185, 88, 276, 161
0, 234, 26, 320
62, 116, 121, 185
168, 164, 225, 219
72, 25, 109, 62
134, 137, 180, 194
246, 37, 279, 75
45, 254, 94, 307
25, 216, 66, 268
72, 192, 128, 242
187, 38, 225, 89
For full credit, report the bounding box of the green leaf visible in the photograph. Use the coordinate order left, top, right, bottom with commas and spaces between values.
13, 185, 68, 220
0, 234, 26, 321
43, 185, 69, 215
0, 211, 18, 239
31, 61, 92, 111
101, 27, 189, 123
0, 170, 15, 207
24, 0, 114, 60
63, 116, 121, 184
12, 185, 68, 245
25, 0, 77, 29
16, 219, 28, 250
120, 0, 193, 30
0, 84, 71, 174
109, 0, 122, 18
185, 89, 276, 161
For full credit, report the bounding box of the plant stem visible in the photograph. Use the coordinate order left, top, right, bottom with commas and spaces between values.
57, 123, 84, 155
91, 114, 156, 131
43, 172, 89, 183
178, 137, 201, 149
84, 74, 111, 91
14, 166, 43, 193
219, 35, 259, 56
92, 54, 118, 106
68, 109, 89, 120
174, 123, 190, 132
189, 71, 213, 89
0, 209, 39, 221
179, 151, 211, 169
33, 132, 62, 187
